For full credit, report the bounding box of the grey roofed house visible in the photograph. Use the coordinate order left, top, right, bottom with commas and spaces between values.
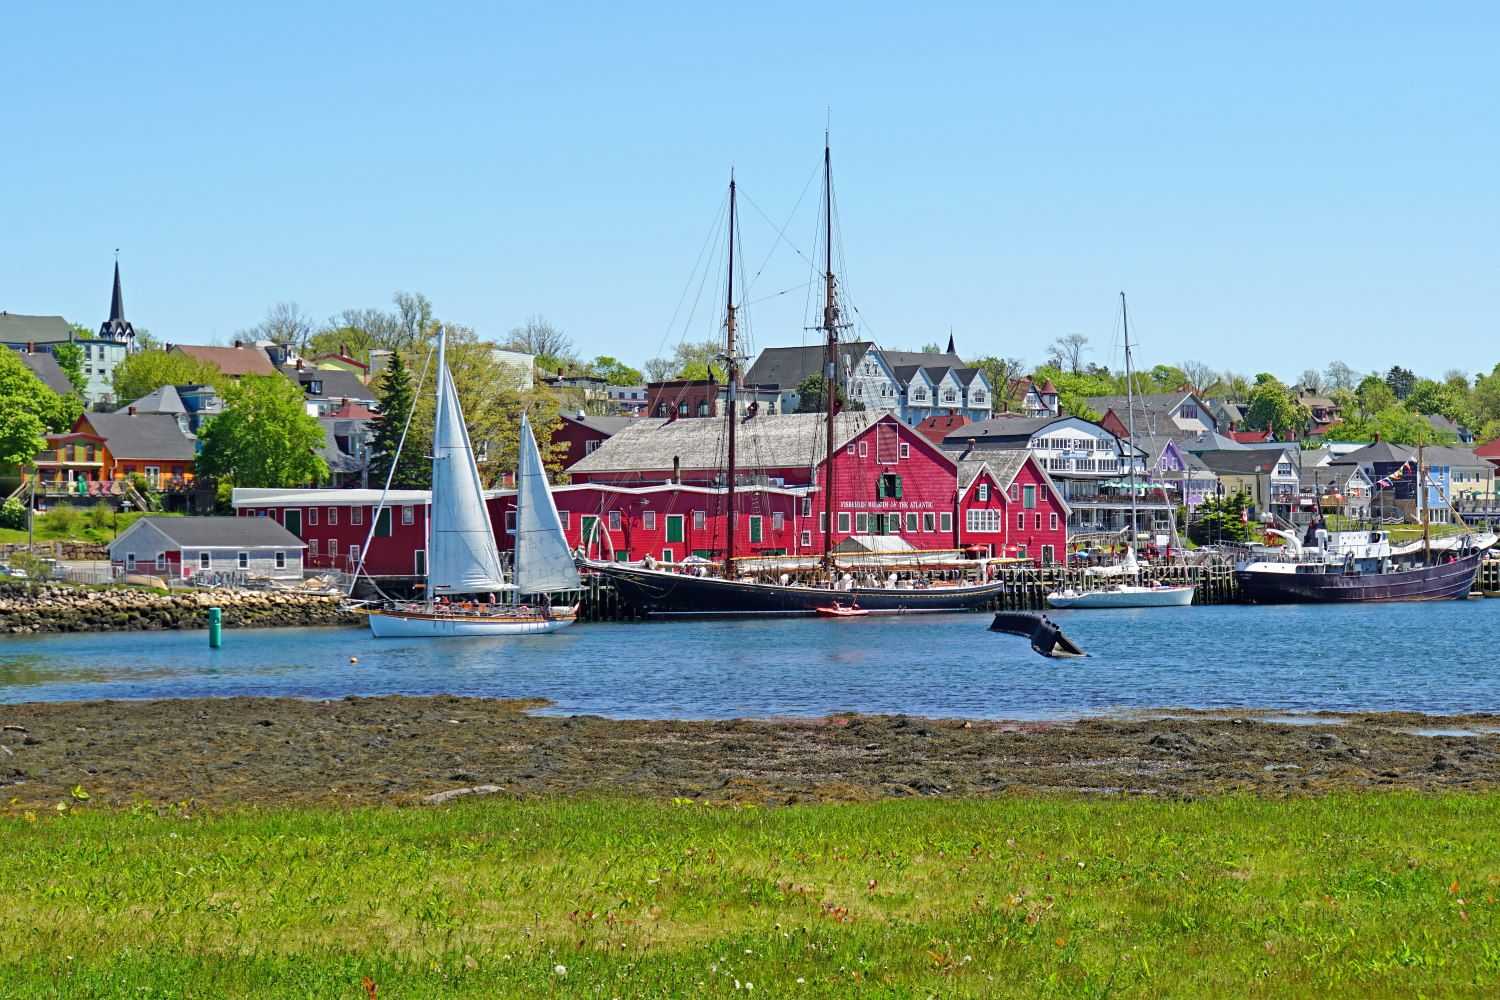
82, 411, 197, 460
123, 516, 306, 549
0, 312, 73, 346
882, 348, 964, 370
567, 411, 892, 476
939, 415, 1063, 451
118, 384, 188, 415
18, 352, 76, 396
1330, 440, 1412, 466
281, 366, 373, 401
1194, 449, 1294, 476
1129, 434, 1214, 474
1085, 392, 1212, 434
317, 419, 367, 475
743, 342, 877, 389
1170, 428, 1249, 452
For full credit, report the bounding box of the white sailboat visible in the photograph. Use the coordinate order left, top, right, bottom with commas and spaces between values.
1047, 293, 1194, 610
365, 329, 580, 637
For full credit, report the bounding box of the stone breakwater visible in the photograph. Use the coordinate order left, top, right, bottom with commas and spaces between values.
0, 583, 361, 634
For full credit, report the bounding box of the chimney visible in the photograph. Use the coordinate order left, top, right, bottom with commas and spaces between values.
576, 409, 585, 419
296, 359, 304, 371
127, 406, 137, 416
340, 342, 348, 357
233, 340, 242, 349
1373, 432, 1381, 443
672, 456, 681, 484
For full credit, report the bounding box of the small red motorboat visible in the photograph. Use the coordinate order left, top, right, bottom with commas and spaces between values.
815, 603, 869, 618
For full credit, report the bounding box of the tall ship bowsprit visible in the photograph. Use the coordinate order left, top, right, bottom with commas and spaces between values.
1234, 444, 1494, 604
588, 139, 1008, 617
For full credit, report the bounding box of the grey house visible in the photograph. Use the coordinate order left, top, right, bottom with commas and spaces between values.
109, 516, 306, 582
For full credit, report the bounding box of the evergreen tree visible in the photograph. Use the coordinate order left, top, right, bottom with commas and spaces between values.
368, 351, 429, 489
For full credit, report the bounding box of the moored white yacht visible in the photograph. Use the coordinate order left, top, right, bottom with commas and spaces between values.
361, 327, 580, 637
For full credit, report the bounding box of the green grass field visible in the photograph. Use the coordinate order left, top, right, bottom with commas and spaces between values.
0, 506, 179, 546
2, 794, 1497, 997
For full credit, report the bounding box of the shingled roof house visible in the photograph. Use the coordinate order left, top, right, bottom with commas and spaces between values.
743, 335, 993, 425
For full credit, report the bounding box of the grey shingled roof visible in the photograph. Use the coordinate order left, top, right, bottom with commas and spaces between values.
743, 342, 874, 390
1087, 392, 1209, 434
957, 451, 1028, 491
80, 411, 197, 460
881, 349, 963, 370
567, 411, 887, 475
941, 415, 1069, 448
1332, 441, 1412, 465
282, 367, 373, 400
1194, 449, 1295, 476
119, 385, 187, 415
18, 352, 76, 396
0, 313, 73, 345
1131, 434, 1214, 474
139, 516, 306, 548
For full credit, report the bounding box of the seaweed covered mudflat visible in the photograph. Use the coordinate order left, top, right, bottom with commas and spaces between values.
3, 695, 1498, 809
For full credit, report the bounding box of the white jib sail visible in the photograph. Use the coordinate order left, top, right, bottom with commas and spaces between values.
513, 411, 581, 594
427, 327, 508, 594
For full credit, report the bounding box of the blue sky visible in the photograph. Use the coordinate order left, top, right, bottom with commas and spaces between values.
4, 2, 1496, 378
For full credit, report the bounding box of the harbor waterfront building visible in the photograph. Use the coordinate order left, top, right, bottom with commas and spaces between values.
231, 412, 1070, 577
108, 516, 305, 582
940, 415, 1171, 539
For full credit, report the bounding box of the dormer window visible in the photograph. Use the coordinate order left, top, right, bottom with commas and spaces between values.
308, 379, 323, 395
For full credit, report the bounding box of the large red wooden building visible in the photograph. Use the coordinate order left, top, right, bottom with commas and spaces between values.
232, 413, 1068, 576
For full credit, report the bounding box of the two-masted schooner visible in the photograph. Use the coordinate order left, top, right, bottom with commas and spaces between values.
363, 326, 580, 637
589, 141, 1007, 616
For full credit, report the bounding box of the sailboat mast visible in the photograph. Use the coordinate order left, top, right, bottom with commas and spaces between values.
725, 172, 739, 574
821, 137, 838, 568
514, 413, 528, 599
427, 325, 445, 605
1122, 292, 1139, 554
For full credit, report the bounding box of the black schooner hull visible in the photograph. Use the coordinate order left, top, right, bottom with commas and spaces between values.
593, 563, 1004, 617
1235, 550, 1483, 604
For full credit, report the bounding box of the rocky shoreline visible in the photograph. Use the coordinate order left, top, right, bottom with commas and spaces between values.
0, 582, 360, 634
2, 696, 1497, 809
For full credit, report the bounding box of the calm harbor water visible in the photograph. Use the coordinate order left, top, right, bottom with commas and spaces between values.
0, 602, 1496, 720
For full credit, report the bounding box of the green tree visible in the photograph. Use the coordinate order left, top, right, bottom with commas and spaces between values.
51, 343, 88, 395
195, 376, 329, 488
587, 356, 643, 386
0, 351, 57, 468
1187, 491, 1254, 545
68, 323, 96, 341
367, 351, 429, 490
1148, 364, 1188, 392
793, 373, 862, 414
1242, 374, 1309, 438
971, 356, 1027, 409
643, 340, 723, 384
113, 350, 223, 403
1384, 365, 1416, 401
1354, 375, 1396, 421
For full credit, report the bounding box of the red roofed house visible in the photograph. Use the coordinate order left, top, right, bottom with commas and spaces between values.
170, 343, 278, 378
914, 413, 968, 447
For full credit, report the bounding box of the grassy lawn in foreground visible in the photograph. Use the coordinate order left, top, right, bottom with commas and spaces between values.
2, 795, 1497, 998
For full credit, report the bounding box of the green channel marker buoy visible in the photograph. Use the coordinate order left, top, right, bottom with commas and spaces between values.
208, 607, 222, 648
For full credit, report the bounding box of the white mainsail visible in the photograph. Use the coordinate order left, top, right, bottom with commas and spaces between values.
513, 412, 580, 594
426, 327, 508, 594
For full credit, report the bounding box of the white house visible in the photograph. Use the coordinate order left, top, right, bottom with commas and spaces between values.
108, 516, 306, 582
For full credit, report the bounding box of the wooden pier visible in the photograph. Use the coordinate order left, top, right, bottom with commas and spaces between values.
579, 561, 1242, 620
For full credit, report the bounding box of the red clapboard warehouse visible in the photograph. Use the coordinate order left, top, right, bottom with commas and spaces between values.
232, 412, 1068, 575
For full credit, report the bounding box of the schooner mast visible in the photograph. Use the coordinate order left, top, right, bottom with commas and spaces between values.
819, 136, 847, 568
1122, 291, 1139, 563
723, 172, 740, 574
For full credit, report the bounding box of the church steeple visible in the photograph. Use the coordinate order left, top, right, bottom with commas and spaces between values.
945, 329, 956, 355
99, 254, 135, 343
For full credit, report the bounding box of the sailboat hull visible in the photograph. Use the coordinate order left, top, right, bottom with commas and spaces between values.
592, 563, 1004, 617
1045, 586, 1195, 609
365, 606, 578, 637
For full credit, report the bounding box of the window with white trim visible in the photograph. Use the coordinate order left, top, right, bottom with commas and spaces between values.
608, 510, 622, 531
328, 507, 338, 525
308, 508, 319, 526
401, 505, 413, 525
200, 552, 211, 569
801, 530, 812, 547
641, 510, 655, 530
1017, 512, 1025, 530
772, 512, 783, 531
505, 510, 516, 533
237, 552, 248, 569
1050, 513, 1059, 530
351, 506, 363, 526
1008, 484, 1020, 502
939, 512, 952, 532
858, 441, 868, 458
275, 551, 286, 570
1034, 513, 1042, 530
125, 552, 136, 570
307, 538, 318, 557
923, 512, 935, 532
155, 552, 166, 570
905, 512, 918, 532
801, 497, 812, 517
899, 442, 910, 459
1041, 545, 1055, 565
977, 483, 988, 502
692, 510, 705, 530
966, 509, 1001, 532
855, 512, 868, 533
